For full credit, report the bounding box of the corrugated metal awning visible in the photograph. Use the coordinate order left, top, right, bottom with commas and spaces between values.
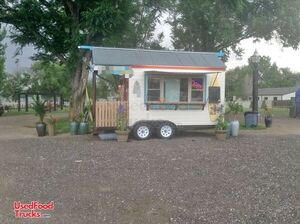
91, 47, 225, 70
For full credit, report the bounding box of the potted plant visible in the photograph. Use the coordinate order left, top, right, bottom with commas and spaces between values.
115, 103, 130, 142
215, 113, 227, 140
78, 111, 89, 135
264, 108, 272, 128
70, 115, 79, 135
45, 115, 58, 136
261, 100, 272, 128
32, 98, 47, 137
227, 100, 243, 137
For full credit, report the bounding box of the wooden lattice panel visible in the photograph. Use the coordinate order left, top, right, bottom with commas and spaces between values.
95, 101, 128, 128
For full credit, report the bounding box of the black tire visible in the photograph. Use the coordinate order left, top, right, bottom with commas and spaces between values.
157, 122, 176, 139
133, 122, 152, 140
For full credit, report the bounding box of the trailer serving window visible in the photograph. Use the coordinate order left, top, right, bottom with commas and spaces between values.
146, 75, 205, 107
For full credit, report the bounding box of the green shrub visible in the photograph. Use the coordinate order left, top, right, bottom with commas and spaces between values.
32, 98, 47, 123
215, 114, 227, 130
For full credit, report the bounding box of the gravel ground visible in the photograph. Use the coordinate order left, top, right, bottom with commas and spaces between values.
0, 133, 299, 224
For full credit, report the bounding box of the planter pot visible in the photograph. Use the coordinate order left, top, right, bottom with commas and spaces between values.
69, 122, 79, 135
78, 122, 89, 135
215, 130, 227, 140
47, 124, 55, 136
36, 122, 46, 137
115, 130, 130, 142
231, 120, 240, 137
265, 116, 272, 128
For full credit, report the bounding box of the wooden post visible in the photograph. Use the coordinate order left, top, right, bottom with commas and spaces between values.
18, 94, 21, 111
92, 70, 97, 133
54, 95, 57, 111
25, 94, 28, 112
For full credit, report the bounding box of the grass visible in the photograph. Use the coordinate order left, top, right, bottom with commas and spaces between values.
266, 107, 289, 118
1, 109, 35, 116
55, 117, 70, 134
54, 119, 94, 135
1, 107, 69, 117
239, 123, 266, 130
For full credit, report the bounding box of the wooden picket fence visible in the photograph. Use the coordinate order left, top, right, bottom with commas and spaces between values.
95, 101, 128, 128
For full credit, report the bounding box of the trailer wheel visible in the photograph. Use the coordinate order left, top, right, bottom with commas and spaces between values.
157, 122, 175, 139
133, 122, 152, 140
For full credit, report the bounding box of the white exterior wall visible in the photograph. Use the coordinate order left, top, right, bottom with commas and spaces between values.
259, 93, 295, 101
259, 95, 282, 101
128, 68, 225, 127
282, 92, 295, 100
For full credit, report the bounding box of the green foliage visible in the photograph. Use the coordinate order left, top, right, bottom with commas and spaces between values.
227, 100, 243, 120
0, 27, 6, 94
226, 56, 300, 99
215, 113, 227, 130
105, 0, 170, 49
1, 61, 70, 101
30, 61, 71, 98
261, 100, 267, 110
225, 66, 252, 99
0, 1, 131, 63
0, 1, 170, 116
1, 72, 30, 100
116, 103, 127, 131
169, 0, 300, 58
227, 101, 243, 115
79, 99, 92, 123
32, 97, 47, 123
261, 100, 272, 117
55, 117, 70, 134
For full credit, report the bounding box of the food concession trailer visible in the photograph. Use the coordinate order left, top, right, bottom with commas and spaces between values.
88, 47, 226, 140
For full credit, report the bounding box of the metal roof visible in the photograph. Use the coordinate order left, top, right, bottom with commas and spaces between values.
92, 47, 225, 69
258, 87, 295, 96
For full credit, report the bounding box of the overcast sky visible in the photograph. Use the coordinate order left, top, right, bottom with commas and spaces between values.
3, 36, 34, 74
156, 21, 300, 73
3, 22, 300, 74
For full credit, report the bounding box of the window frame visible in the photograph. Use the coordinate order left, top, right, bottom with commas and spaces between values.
146, 74, 206, 104
147, 77, 161, 102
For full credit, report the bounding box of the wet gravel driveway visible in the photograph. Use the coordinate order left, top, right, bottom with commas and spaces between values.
0, 133, 299, 223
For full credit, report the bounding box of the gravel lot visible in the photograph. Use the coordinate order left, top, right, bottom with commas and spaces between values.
0, 133, 299, 224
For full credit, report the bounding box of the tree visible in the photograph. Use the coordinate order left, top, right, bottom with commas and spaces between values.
169, 0, 300, 58
0, 0, 170, 117
1, 72, 30, 100
0, 0, 133, 117
225, 66, 251, 99
0, 27, 5, 94
104, 0, 170, 49
225, 56, 300, 99
30, 61, 71, 99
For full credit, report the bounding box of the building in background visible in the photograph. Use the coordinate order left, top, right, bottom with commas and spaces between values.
256, 87, 295, 101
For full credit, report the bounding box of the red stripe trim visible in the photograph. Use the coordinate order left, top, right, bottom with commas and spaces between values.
130, 65, 225, 71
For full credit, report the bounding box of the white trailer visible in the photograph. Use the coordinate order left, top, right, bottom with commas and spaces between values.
90, 47, 226, 140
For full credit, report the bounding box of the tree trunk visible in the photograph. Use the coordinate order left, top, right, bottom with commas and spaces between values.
69, 52, 91, 120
